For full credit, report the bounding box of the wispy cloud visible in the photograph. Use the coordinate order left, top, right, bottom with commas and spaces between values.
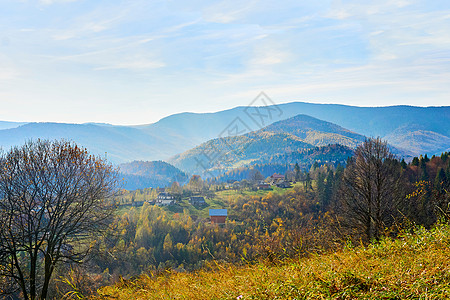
93, 59, 165, 71
39, 0, 80, 5
0, 54, 20, 80
1, 0, 449, 124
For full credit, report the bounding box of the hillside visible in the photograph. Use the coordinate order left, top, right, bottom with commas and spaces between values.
169, 132, 313, 175
384, 126, 450, 155
95, 223, 450, 299
215, 144, 355, 182
119, 160, 188, 190
169, 115, 364, 175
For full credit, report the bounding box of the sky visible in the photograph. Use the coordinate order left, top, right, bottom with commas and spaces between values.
0, 0, 449, 125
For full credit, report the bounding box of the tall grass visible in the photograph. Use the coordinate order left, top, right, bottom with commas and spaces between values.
94, 223, 450, 299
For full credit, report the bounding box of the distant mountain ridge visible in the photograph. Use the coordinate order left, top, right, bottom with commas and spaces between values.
0, 102, 448, 163
260, 114, 366, 148
0, 122, 175, 163
0, 121, 27, 130
119, 160, 188, 190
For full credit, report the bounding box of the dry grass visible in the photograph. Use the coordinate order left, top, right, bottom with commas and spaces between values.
94, 223, 450, 299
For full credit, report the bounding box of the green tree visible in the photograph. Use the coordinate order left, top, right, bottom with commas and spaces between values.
163, 233, 173, 253
188, 175, 203, 193
304, 173, 312, 192
316, 171, 326, 209
294, 162, 301, 181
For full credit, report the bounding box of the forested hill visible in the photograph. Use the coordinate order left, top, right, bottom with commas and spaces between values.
215, 144, 355, 182
119, 160, 189, 190
169, 132, 313, 176
169, 115, 363, 175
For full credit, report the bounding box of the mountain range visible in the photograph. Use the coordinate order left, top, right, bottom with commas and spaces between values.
0, 102, 448, 165
168, 114, 366, 175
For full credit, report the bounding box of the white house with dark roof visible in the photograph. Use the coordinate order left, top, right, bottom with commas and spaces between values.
155, 192, 174, 206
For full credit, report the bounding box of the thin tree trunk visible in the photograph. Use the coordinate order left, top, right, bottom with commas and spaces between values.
40, 253, 54, 300
367, 194, 372, 241
29, 250, 36, 300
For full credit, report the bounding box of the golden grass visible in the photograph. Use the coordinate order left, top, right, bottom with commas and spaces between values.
94, 224, 450, 299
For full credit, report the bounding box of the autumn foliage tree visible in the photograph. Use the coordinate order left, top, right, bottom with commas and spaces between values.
0, 140, 118, 299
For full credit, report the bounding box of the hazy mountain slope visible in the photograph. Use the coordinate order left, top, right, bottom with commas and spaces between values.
0, 121, 27, 130
169, 114, 367, 175
384, 127, 450, 155
135, 110, 252, 155
0, 123, 172, 163
278, 103, 450, 138
119, 160, 189, 190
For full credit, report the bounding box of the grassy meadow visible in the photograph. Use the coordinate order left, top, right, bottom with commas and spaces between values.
94, 223, 450, 299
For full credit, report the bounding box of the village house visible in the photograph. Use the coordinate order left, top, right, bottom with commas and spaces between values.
155, 192, 175, 206
189, 196, 206, 206
257, 181, 272, 190
209, 209, 227, 224
276, 181, 292, 189
269, 173, 285, 184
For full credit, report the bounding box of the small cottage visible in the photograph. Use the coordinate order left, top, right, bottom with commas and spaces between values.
276, 181, 292, 189
257, 182, 272, 190
209, 209, 227, 224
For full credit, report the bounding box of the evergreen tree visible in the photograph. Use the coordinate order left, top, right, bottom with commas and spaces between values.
294, 162, 301, 181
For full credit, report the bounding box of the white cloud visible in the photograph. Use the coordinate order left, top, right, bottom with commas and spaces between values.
1, 0, 450, 124
0, 54, 20, 80
0, 68, 20, 80
94, 60, 165, 71
39, 0, 80, 5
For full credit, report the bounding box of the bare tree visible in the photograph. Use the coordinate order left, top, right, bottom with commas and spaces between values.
339, 137, 401, 241
0, 140, 118, 299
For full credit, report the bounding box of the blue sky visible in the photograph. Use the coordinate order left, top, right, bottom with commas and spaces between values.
0, 0, 449, 125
